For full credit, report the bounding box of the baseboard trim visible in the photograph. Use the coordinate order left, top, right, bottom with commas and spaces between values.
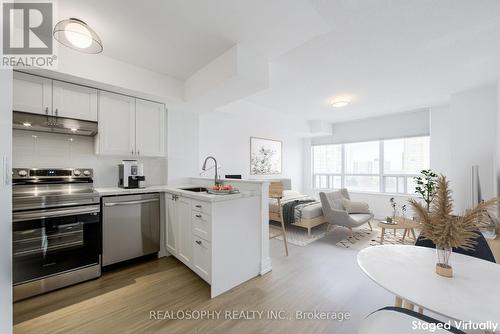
260, 257, 272, 275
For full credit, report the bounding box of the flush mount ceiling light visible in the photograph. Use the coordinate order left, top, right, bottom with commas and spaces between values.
331, 99, 350, 108
53, 18, 103, 54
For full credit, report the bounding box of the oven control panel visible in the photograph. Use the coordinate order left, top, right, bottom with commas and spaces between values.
13, 168, 94, 179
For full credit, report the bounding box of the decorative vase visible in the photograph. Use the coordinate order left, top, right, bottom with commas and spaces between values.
435, 246, 453, 278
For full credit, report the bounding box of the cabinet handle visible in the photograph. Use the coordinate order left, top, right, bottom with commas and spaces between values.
195, 205, 202, 208
131, 150, 134, 155
195, 214, 202, 218
45, 107, 49, 115
137, 150, 140, 155
196, 240, 202, 245
104, 198, 159, 207
55, 108, 58, 116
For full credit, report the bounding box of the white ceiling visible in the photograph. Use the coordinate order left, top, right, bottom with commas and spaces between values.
55, 0, 327, 80
247, 0, 500, 122
56, 0, 500, 122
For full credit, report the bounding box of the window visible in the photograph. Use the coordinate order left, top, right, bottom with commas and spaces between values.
312, 145, 342, 190
312, 136, 430, 194
312, 145, 341, 173
345, 141, 379, 174
383, 137, 429, 174
344, 141, 380, 192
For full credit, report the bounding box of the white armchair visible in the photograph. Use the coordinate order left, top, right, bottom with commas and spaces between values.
319, 189, 373, 231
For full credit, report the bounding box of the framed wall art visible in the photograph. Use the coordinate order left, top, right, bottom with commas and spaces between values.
250, 137, 282, 175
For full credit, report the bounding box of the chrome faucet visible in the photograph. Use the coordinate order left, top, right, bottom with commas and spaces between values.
202, 156, 221, 186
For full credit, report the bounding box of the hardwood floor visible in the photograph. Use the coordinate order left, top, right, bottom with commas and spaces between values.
13, 228, 393, 334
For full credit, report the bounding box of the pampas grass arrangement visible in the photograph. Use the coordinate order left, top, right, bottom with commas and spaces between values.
409, 175, 499, 277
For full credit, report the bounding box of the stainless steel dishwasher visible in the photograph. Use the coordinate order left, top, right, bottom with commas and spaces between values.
102, 193, 160, 266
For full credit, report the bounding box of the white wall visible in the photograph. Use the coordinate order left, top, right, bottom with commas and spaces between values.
38, 47, 183, 104
430, 84, 498, 213
0, 69, 13, 334
448, 84, 497, 212
13, 130, 167, 187
429, 105, 452, 176
198, 101, 308, 192
167, 108, 199, 185
349, 193, 417, 220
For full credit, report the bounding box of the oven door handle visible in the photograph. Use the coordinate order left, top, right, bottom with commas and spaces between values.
13, 205, 100, 222
103, 198, 159, 207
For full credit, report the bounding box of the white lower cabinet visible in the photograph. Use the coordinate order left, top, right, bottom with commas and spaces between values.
192, 211, 211, 241
177, 196, 193, 266
165, 193, 178, 255
165, 193, 211, 283
165, 192, 261, 298
193, 237, 211, 283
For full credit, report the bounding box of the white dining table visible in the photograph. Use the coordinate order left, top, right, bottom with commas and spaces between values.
357, 245, 500, 330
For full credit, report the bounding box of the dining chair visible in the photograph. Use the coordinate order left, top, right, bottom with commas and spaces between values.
359, 307, 466, 334
415, 231, 496, 263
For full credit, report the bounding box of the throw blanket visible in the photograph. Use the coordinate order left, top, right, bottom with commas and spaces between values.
282, 199, 316, 225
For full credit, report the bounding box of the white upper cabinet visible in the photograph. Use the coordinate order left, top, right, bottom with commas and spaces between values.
96, 95, 166, 158
97, 91, 136, 156
13, 72, 97, 122
53, 80, 97, 121
13, 72, 167, 158
135, 99, 165, 157
13, 72, 52, 115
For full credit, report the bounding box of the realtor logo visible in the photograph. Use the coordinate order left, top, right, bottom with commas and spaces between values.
1, 1, 57, 68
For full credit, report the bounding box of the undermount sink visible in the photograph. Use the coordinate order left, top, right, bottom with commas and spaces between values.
180, 187, 208, 193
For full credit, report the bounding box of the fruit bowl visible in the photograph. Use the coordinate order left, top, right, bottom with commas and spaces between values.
207, 185, 239, 195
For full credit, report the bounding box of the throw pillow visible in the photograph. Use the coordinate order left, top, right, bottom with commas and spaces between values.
342, 199, 370, 214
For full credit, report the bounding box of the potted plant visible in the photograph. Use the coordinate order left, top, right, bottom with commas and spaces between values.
413, 169, 438, 212
390, 197, 397, 218
409, 175, 499, 278
401, 204, 407, 218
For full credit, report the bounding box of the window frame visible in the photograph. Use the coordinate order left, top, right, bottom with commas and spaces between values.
311, 136, 429, 195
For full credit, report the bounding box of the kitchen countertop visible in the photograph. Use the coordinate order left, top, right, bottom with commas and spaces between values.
94, 185, 258, 202
190, 177, 271, 184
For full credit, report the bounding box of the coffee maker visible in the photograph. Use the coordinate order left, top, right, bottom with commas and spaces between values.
118, 160, 145, 188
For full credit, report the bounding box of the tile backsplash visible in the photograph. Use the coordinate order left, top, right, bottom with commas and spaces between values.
13, 130, 167, 187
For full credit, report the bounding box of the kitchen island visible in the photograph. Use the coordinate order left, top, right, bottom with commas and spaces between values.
95, 177, 271, 298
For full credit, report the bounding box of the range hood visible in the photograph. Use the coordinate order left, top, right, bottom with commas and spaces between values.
13, 111, 98, 136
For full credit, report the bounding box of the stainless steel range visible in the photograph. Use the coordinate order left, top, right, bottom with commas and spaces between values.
12, 168, 101, 301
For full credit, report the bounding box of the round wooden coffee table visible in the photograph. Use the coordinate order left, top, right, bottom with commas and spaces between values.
377, 217, 420, 244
